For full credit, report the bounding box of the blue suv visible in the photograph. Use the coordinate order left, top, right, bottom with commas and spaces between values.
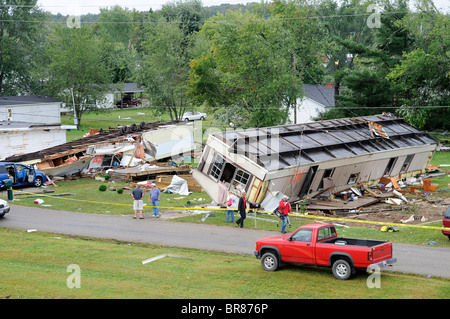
0, 162, 47, 188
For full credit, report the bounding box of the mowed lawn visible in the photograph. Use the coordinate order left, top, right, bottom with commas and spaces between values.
0, 228, 449, 299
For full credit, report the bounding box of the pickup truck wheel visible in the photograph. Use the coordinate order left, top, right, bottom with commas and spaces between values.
261, 252, 279, 271
332, 259, 353, 280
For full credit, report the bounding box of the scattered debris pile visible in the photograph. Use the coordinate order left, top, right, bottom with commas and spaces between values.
298, 164, 449, 227
2, 121, 205, 192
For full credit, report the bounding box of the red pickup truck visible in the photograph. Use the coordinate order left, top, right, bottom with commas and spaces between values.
443, 206, 450, 239
254, 223, 397, 280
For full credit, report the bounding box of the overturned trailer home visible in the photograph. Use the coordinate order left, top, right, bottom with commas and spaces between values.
192, 114, 438, 210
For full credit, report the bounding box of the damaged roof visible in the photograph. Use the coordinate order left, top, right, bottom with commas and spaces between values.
3, 121, 181, 163
213, 114, 438, 171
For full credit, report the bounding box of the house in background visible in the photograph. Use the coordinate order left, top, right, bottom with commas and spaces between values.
289, 84, 337, 124
100, 83, 146, 108
0, 121, 76, 161
0, 95, 62, 125
0, 95, 76, 161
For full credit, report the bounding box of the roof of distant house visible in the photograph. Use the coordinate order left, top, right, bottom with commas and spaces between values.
0, 95, 60, 106
302, 84, 336, 107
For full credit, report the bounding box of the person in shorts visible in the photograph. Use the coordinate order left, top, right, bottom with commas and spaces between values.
131, 184, 145, 219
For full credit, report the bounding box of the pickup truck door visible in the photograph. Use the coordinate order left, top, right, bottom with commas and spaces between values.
284, 228, 314, 264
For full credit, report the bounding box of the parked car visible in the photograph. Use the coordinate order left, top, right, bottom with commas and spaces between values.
116, 97, 141, 108
254, 223, 397, 280
443, 206, 450, 239
0, 162, 47, 188
0, 199, 10, 218
181, 111, 207, 121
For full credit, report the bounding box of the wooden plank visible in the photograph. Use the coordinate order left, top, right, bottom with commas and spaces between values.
307, 197, 380, 211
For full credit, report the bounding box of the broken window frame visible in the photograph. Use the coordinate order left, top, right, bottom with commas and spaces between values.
233, 169, 251, 189
383, 157, 398, 176
400, 154, 414, 173
347, 172, 359, 185
317, 168, 335, 190
208, 154, 251, 189
209, 154, 225, 180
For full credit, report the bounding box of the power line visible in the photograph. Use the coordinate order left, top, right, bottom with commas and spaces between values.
0, 9, 416, 25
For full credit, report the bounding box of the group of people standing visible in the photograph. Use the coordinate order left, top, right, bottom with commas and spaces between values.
131, 183, 161, 219
132, 182, 291, 234
226, 190, 291, 233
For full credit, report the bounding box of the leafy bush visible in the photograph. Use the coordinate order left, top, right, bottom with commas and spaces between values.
104, 174, 111, 181
117, 188, 124, 194
99, 185, 107, 191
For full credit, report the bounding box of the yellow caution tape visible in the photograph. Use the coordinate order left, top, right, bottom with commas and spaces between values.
10, 189, 450, 232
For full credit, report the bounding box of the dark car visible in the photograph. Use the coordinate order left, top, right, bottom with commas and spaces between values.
116, 97, 141, 108
0, 162, 47, 188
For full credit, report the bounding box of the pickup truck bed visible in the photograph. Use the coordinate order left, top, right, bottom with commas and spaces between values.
322, 237, 386, 247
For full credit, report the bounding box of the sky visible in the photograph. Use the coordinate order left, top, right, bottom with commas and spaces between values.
37, 0, 252, 15
37, 0, 450, 15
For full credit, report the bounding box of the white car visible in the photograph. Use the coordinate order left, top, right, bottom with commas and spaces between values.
181, 111, 207, 121
0, 199, 10, 218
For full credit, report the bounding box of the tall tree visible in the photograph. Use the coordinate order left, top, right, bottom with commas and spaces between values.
44, 25, 112, 127
136, 0, 203, 121
387, 3, 450, 130
188, 8, 301, 127
98, 6, 140, 83
0, 0, 47, 95
318, 0, 411, 119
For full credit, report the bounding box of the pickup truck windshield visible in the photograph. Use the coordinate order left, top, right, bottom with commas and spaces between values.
290, 228, 312, 242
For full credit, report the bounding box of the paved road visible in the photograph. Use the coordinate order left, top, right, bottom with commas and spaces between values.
2, 205, 449, 278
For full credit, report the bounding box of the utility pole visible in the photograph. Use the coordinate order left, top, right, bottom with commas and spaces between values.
71, 86, 78, 129
293, 52, 297, 124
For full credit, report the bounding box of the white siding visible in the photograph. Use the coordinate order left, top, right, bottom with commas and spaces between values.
0, 129, 67, 160
0, 103, 61, 124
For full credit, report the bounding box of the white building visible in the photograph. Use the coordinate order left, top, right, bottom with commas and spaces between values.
0, 95, 62, 125
289, 84, 336, 124
0, 121, 76, 161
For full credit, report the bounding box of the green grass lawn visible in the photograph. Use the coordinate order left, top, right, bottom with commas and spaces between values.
0, 227, 448, 299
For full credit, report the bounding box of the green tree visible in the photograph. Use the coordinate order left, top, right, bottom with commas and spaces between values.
44, 25, 112, 127
0, 1, 47, 95
318, 0, 411, 119
387, 7, 450, 130
136, 0, 203, 121
189, 8, 301, 127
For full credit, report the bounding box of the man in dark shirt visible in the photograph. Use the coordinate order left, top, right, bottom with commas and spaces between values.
131, 185, 144, 219
235, 191, 247, 228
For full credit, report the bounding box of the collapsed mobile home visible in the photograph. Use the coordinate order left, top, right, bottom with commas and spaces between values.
192, 114, 438, 209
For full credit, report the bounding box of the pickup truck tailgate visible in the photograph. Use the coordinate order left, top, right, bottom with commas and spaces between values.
372, 242, 392, 262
